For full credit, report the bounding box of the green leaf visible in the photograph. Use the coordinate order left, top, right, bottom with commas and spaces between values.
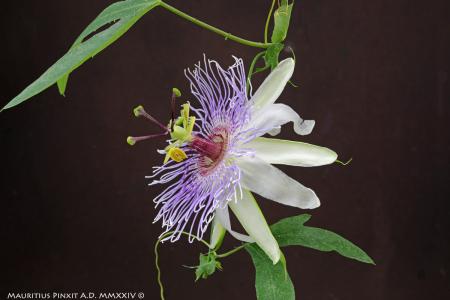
270, 0, 293, 43
194, 252, 222, 281
246, 245, 295, 300
264, 43, 284, 70
271, 214, 375, 265
2, 0, 160, 111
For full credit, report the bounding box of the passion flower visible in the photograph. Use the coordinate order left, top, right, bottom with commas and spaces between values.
130, 56, 337, 264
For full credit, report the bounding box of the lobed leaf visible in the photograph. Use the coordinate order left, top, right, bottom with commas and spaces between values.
246, 245, 295, 300
244, 214, 373, 299
271, 214, 375, 265
2, 0, 160, 111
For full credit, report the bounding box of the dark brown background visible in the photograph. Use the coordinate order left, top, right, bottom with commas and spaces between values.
1, 0, 449, 299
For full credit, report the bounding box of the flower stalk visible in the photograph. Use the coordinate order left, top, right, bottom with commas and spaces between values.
216, 245, 245, 259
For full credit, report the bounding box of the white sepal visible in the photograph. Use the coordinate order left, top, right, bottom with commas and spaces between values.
251, 103, 315, 137
250, 58, 295, 111
209, 216, 226, 250
246, 137, 337, 167
237, 156, 320, 209
228, 189, 281, 264
215, 205, 254, 243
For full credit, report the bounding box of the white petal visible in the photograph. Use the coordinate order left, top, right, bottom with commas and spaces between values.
267, 126, 281, 136
237, 156, 320, 209
246, 137, 338, 167
228, 189, 281, 264
215, 205, 254, 243
209, 216, 226, 249
251, 103, 315, 137
251, 58, 295, 110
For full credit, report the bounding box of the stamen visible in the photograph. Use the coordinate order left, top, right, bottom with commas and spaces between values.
133, 105, 168, 132
127, 132, 168, 146
167, 147, 188, 163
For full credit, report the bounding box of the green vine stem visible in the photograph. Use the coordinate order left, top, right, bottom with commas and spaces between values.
264, 0, 277, 43
154, 232, 211, 300
247, 51, 266, 92
160, 1, 273, 49
155, 230, 249, 300
216, 244, 246, 258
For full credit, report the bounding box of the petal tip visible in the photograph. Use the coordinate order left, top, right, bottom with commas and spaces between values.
270, 249, 281, 265
307, 196, 321, 209
296, 119, 315, 136
279, 57, 295, 69
330, 150, 339, 164
320, 147, 338, 165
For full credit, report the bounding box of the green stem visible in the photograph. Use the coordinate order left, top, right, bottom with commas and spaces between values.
216, 244, 246, 258
247, 51, 266, 92
154, 231, 211, 300
252, 65, 270, 75
264, 0, 277, 43
159, 1, 272, 49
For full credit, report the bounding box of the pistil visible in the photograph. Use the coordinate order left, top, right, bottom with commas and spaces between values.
190, 128, 229, 174
191, 136, 223, 160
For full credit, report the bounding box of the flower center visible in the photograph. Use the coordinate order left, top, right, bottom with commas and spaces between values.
190, 127, 229, 175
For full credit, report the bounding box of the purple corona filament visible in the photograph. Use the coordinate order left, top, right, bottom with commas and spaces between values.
147, 56, 254, 243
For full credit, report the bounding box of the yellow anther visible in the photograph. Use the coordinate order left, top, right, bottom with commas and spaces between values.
167, 147, 187, 163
